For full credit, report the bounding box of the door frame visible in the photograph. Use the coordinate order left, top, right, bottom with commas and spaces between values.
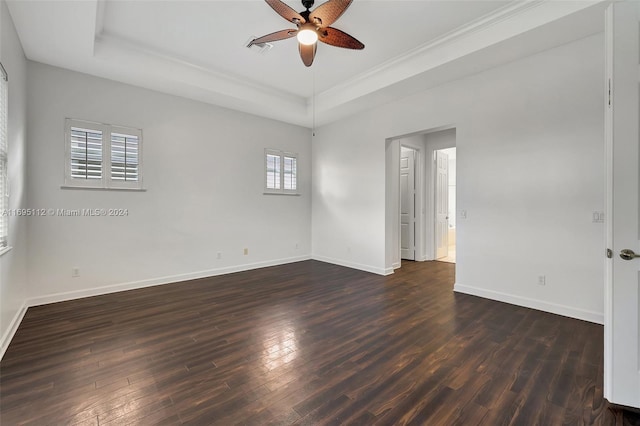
434, 149, 451, 260
385, 137, 425, 270
425, 131, 456, 260
396, 141, 424, 267
400, 145, 418, 261
603, 1, 640, 406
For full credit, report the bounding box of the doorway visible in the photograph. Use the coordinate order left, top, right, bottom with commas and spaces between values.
385, 127, 456, 271
435, 147, 456, 263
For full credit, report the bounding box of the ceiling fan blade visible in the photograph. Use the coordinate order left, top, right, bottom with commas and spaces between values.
250, 29, 298, 46
298, 42, 316, 67
318, 27, 364, 49
265, 0, 306, 24
310, 0, 352, 27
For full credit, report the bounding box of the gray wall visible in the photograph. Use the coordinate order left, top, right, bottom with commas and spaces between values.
313, 33, 605, 323
26, 62, 312, 304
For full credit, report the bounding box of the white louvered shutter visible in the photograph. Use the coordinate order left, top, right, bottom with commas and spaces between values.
0, 68, 8, 247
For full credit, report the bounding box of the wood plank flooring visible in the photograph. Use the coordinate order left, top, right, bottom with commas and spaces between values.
1, 260, 639, 425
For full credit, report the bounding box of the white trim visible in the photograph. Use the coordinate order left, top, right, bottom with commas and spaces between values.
264, 149, 298, 194
64, 119, 108, 188
425, 132, 457, 261
0, 302, 27, 361
109, 125, 143, 190
603, 3, 614, 401
399, 144, 424, 263
263, 192, 300, 196
454, 283, 604, 325
1, 256, 311, 360
1, 70, 8, 247
315, 0, 605, 118
27, 255, 311, 307
311, 254, 392, 276
64, 119, 143, 190
321, 1, 545, 103
1, 261, 604, 362
61, 186, 146, 192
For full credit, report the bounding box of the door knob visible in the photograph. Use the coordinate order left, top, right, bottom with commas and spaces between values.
620, 249, 640, 260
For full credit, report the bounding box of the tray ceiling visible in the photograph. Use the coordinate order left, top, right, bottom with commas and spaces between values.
6, 0, 607, 127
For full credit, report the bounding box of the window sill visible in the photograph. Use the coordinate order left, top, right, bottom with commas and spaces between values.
0, 246, 13, 257
61, 186, 147, 192
263, 192, 300, 196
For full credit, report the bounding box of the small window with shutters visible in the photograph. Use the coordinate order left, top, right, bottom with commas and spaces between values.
64, 119, 143, 190
264, 149, 297, 194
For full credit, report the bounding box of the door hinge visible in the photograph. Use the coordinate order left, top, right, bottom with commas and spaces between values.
608, 78, 612, 107
606, 248, 613, 259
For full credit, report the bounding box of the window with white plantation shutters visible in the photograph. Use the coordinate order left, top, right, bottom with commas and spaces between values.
70, 126, 103, 180
0, 64, 8, 248
265, 149, 298, 194
266, 153, 281, 190
64, 119, 143, 190
111, 132, 139, 182
283, 155, 297, 191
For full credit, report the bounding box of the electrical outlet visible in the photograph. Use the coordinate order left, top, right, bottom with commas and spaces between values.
460, 210, 467, 219
72, 267, 80, 278
243, 248, 248, 255
538, 275, 546, 286
216, 252, 222, 259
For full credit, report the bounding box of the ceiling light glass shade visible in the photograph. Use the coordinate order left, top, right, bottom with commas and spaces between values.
297, 28, 318, 45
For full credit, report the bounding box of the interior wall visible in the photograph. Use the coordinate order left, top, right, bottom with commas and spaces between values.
312, 33, 605, 323
0, 0, 28, 358
26, 62, 312, 304
311, 119, 387, 274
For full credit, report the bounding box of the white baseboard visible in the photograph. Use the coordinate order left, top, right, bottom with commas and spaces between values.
312, 255, 391, 275
1, 302, 27, 361
28, 255, 312, 307
1, 256, 312, 361
454, 283, 604, 324
2, 264, 604, 363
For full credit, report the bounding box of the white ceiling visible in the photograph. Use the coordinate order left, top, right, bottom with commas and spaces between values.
6, 0, 607, 127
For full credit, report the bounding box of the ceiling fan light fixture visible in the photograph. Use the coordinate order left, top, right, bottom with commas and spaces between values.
297, 26, 318, 45
255, 0, 364, 66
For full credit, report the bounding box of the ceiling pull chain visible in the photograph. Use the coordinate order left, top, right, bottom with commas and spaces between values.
312, 71, 316, 137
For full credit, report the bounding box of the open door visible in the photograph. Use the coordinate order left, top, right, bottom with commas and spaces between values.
605, 1, 640, 407
435, 150, 449, 259
400, 148, 416, 260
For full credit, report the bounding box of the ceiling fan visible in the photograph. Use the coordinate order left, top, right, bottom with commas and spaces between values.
249, 0, 364, 67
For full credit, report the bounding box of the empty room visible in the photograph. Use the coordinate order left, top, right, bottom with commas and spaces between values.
1, 0, 639, 424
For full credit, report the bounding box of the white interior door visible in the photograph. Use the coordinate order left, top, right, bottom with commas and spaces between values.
435, 150, 449, 259
400, 148, 415, 260
605, 1, 640, 407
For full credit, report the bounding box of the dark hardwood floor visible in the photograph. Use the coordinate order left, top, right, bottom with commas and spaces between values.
1, 260, 639, 425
